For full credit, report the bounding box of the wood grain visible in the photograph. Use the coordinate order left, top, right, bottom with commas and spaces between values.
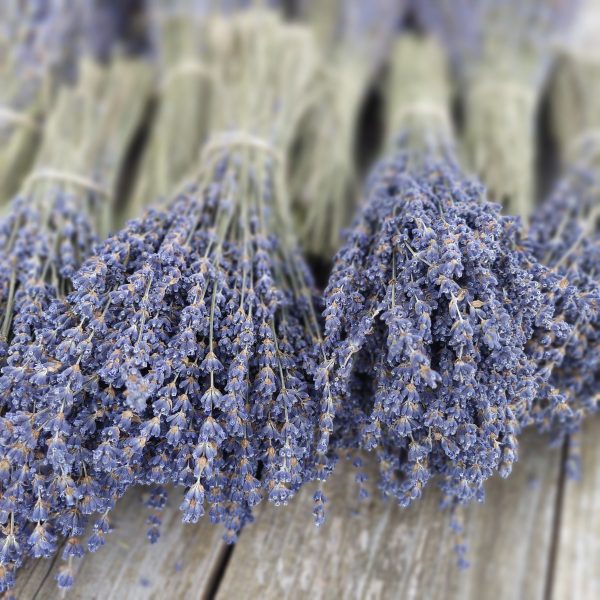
551, 416, 600, 600
10, 487, 226, 600
217, 431, 562, 600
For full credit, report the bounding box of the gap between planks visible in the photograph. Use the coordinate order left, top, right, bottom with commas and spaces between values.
548, 415, 600, 600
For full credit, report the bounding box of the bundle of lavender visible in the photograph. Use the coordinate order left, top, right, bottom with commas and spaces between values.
0, 57, 152, 591
526, 0, 600, 452
317, 34, 581, 513
413, 0, 578, 219
291, 0, 406, 259
527, 170, 600, 449
549, 0, 600, 168
127, 0, 216, 219
0, 12, 324, 592
0, 55, 152, 362
0, 0, 81, 204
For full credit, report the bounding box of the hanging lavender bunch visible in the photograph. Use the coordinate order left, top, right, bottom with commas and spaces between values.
413, 0, 579, 218
0, 12, 322, 592
291, 0, 407, 259
317, 35, 566, 511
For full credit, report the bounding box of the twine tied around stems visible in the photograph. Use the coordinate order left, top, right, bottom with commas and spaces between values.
201, 131, 284, 164
468, 79, 537, 107
24, 168, 112, 198
565, 129, 600, 167
160, 60, 215, 92
0, 106, 39, 131
391, 101, 452, 132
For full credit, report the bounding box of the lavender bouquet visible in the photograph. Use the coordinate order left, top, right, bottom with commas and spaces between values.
0, 11, 324, 592
413, 0, 578, 218
291, 0, 406, 259
317, 34, 577, 514
526, 0, 600, 455
0, 55, 152, 592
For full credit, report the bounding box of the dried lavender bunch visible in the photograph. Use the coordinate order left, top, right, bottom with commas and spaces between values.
127, 0, 217, 220
0, 13, 322, 591
291, 0, 406, 259
527, 13, 600, 444
0, 0, 83, 204
318, 35, 567, 510
0, 60, 152, 590
549, 0, 600, 168
413, 0, 578, 218
527, 166, 600, 444
524, 0, 600, 460
0, 57, 152, 361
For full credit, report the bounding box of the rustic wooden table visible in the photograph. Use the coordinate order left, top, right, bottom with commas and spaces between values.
11, 416, 600, 600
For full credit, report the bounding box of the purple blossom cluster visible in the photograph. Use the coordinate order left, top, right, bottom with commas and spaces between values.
317, 141, 588, 508
0, 144, 326, 590
0, 191, 100, 366
527, 164, 600, 440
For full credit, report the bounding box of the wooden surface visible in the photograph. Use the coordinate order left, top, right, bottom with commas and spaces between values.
10, 488, 227, 600
551, 416, 600, 600
217, 431, 562, 600
11, 428, 593, 600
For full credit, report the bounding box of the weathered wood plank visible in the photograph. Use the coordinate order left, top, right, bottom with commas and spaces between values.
11, 487, 226, 600
551, 416, 600, 600
217, 431, 561, 600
